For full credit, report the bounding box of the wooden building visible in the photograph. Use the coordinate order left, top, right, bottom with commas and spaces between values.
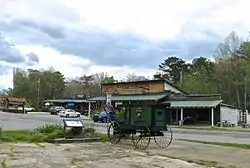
0, 97, 26, 113
89, 80, 242, 127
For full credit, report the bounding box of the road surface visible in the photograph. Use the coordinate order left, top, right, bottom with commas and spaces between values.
1, 111, 250, 144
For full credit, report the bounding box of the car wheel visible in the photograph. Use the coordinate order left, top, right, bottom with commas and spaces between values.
77, 114, 80, 118
66, 114, 69, 118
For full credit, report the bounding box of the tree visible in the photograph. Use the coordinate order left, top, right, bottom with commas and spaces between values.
11, 67, 66, 108
181, 57, 216, 94
154, 56, 189, 85
123, 73, 149, 82
213, 31, 245, 106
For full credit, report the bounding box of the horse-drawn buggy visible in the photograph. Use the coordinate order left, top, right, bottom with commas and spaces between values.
105, 100, 173, 150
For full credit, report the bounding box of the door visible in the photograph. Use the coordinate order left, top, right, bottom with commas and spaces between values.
69, 110, 75, 117
155, 108, 166, 127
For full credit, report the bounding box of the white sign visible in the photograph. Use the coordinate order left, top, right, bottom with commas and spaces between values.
106, 94, 112, 104
64, 120, 83, 127
115, 102, 122, 107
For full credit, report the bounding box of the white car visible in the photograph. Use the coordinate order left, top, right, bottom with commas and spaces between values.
17, 106, 35, 112
59, 109, 81, 118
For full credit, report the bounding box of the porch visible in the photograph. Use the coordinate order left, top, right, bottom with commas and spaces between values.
162, 100, 223, 127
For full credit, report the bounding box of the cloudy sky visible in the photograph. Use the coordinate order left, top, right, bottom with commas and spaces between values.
0, 0, 249, 89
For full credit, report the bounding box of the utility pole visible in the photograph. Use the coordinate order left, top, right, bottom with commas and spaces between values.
36, 78, 40, 110
244, 77, 247, 110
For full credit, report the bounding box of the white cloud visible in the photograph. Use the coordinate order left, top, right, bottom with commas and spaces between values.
15, 44, 156, 81
0, 74, 13, 89
0, 0, 250, 89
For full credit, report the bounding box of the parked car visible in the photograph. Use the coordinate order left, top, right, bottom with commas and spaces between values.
59, 109, 81, 118
17, 105, 35, 112
50, 106, 65, 115
92, 111, 116, 123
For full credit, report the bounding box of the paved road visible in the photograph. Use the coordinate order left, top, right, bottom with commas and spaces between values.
1, 111, 250, 144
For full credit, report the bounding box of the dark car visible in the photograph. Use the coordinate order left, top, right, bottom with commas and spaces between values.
92, 111, 116, 123
50, 106, 65, 115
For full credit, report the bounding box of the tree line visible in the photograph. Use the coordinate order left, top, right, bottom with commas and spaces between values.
0, 67, 149, 108
154, 31, 250, 109
1, 31, 250, 110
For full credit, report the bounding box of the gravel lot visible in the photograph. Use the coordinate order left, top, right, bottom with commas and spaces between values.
0, 142, 203, 168
1, 139, 250, 168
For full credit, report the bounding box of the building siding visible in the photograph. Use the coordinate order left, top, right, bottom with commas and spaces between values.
102, 81, 164, 94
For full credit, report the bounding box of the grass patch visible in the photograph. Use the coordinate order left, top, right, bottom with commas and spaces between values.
178, 139, 250, 149
1, 158, 7, 168
71, 157, 84, 165
171, 126, 250, 133
0, 124, 109, 143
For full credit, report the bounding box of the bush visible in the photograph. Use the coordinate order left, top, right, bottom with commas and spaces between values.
0, 124, 109, 143
35, 124, 63, 134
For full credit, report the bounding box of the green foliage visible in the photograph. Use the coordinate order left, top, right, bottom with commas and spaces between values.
154, 56, 188, 84
155, 31, 250, 110
117, 107, 125, 117
34, 123, 63, 134
0, 124, 109, 143
1, 158, 7, 168
11, 67, 66, 108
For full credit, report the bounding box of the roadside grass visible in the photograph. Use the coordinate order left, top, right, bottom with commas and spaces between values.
178, 138, 250, 149
1, 158, 7, 168
171, 126, 250, 133
0, 124, 109, 143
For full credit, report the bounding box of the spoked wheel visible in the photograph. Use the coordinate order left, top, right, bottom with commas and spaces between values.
154, 126, 173, 148
132, 125, 151, 150
107, 121, 121, 144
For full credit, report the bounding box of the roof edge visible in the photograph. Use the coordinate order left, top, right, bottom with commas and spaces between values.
220, 103, 242, 110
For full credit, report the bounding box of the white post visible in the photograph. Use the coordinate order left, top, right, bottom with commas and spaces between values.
179, 108, 183, 126
246, 110, 249, 124
211, 107, 214, 127
88, 101, 91, 119
180, 108, 183, 121
236, 109, 238, 126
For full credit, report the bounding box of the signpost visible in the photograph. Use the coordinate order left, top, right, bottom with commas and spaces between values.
62, 118, 84, 136
106, 94, 112, 105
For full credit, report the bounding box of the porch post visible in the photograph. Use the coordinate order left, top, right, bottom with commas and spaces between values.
180, 108, 183, 121
88, 101, 91, 119
211, 107, 214, 127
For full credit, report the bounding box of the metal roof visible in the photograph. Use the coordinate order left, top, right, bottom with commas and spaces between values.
88, 94, 167, 101
162, 100, 223, 108
44, 99, 91, 103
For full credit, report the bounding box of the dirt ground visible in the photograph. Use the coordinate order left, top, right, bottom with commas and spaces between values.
0, 140, 250, 168
0, 141, 203, 168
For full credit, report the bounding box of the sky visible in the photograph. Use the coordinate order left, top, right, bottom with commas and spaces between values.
0, 0, 250, 89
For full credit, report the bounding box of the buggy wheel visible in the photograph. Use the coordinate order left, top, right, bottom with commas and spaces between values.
131, 125, 151, 150
154, 126, 173, 148
107, 121, 121, 144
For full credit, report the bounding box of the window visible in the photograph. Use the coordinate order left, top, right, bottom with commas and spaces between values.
157, 111, 163, 116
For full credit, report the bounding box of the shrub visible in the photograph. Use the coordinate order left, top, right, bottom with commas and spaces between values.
35, 123, 63, 134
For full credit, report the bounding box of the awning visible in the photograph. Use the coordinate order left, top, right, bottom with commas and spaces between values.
88, 94, 167, 101
162, 100, 223, 108
44, 99, 91, 103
